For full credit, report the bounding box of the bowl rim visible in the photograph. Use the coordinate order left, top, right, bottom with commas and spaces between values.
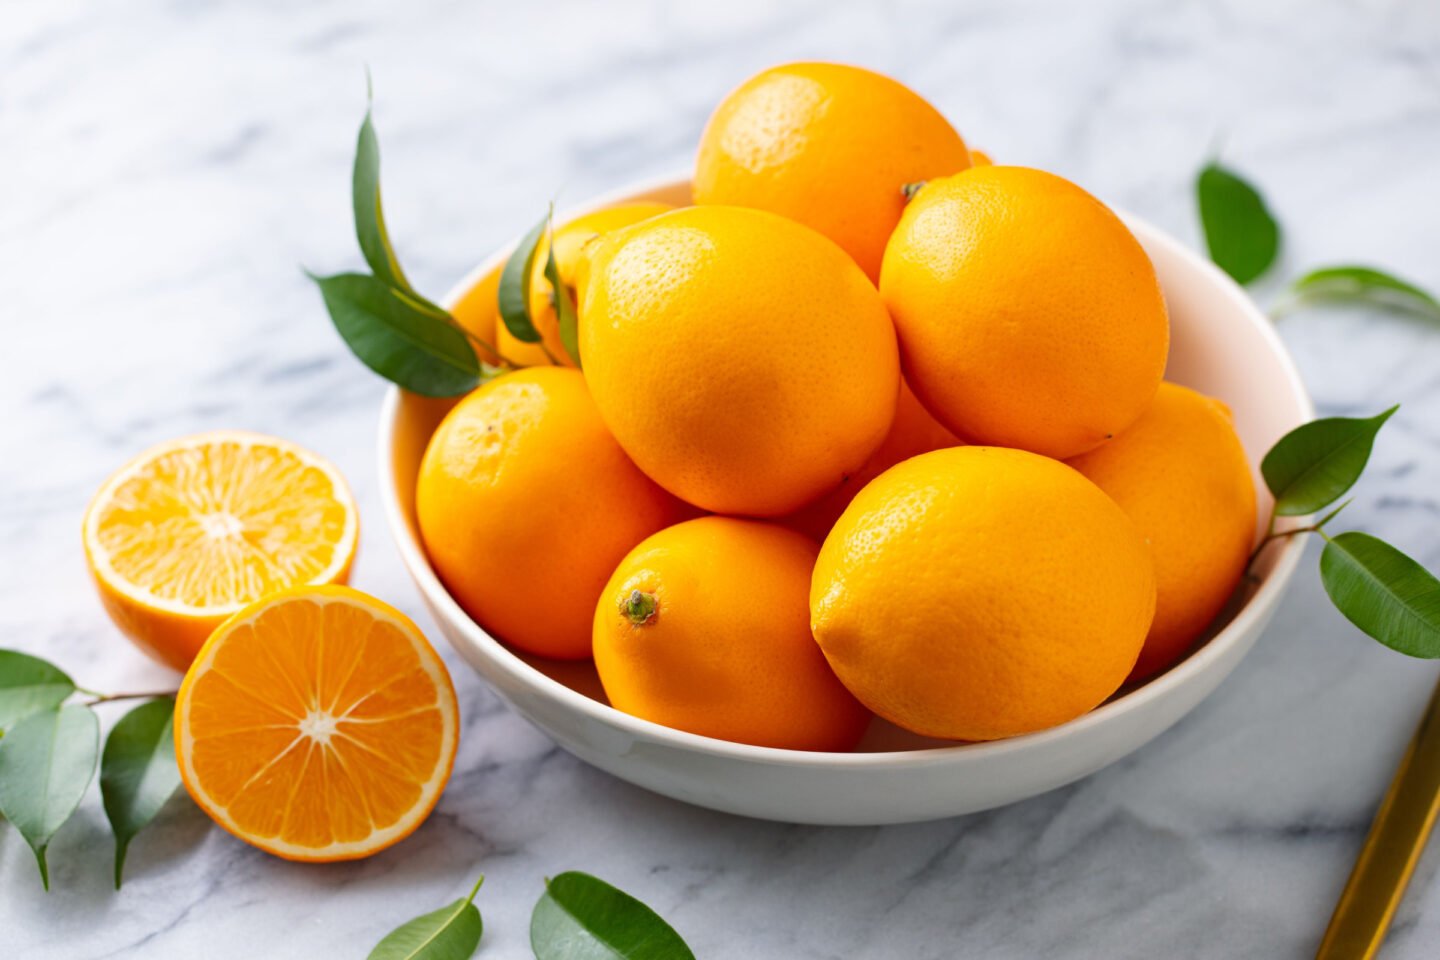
378, 172, 1314, 770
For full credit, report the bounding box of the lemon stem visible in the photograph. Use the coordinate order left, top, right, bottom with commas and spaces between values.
621, 590, 658, 626
901, 180, 927, 201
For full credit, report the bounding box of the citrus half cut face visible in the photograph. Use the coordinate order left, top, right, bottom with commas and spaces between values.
83, 431, 359, 669
174, 586, 459, 861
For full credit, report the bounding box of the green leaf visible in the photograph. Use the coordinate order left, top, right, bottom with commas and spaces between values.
100, 697, 181, 889
545, 232, 582, 367
498, 210, 550, 344
1320, 532, 1440, 658
0, 650, 74, 732
311, 271, 480, 397
353, 92, 413, 295
1260, 406, 1397, 516
0, 704, 100, 889
1197, 161, 1281, 285
368, 875, 484, 960
531, 871, 695, 960
1290, 265, 1440, 322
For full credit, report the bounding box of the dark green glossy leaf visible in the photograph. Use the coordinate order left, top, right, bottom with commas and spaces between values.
368, 876, 484, 960
531, 871, 695, 960
311, 271, 480, 397
0, 649, 74, 731
1197, 161, 1281, 285
101, 697, 181, 889
498, 210, 550, 344
545, 234, 582, 367
1321, 532, 1440, 658
1260, 406, 1397, 516
0, 704, 100, 889
1291, 266, 1440, 322
353, 91, 413, 295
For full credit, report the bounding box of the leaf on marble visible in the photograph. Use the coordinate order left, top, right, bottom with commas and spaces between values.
353, 89, 414, 296
544, 228, 582, 367
1260, 406, 1396, 516
0, 649, 75, 732
531, 871, 695, 960
368, 875, 484, 960
311, 271, 483, 397
498, 209, 551, 346
101, 697, 182, 889
1320, 532, 1440, 658
1289, 265, 1440, 322
1196, 161, 1281, 285
0, 704, 100, 889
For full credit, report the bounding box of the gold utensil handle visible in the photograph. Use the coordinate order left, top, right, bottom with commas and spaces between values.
1317, 674, 1440, 959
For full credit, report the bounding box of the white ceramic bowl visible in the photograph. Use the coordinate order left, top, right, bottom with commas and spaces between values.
378, 175, 1312, 825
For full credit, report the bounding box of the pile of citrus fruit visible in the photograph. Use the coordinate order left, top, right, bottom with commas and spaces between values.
422, 62, 1258, 750
80, 61, 1260, 864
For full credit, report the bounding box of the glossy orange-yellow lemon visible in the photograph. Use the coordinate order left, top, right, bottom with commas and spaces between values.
880, 166, 1169, 460
579, 205, 899, 516
594, 516, 869, 751
416, 367, 689, 660
694, 62, 970, 282
810, 446, 1156, 741
83, 431, 358, 671
1068, 382, 1257, 681
174, 585, 458, 861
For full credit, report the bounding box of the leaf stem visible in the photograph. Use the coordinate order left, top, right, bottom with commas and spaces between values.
1248, 522, 1321, 568
464, 874, 485, 905
537, 340, 563, 366
82, 691, 176, 707
446, 318, 522, 369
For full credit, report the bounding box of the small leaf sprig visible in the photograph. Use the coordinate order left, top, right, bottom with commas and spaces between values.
0, 649, 181, 889
1250, 409, 1440, 658
1196, 160, 1440, 322
369, 870, 694, 960
310, 79, 511, 397
314, 81, 581, 395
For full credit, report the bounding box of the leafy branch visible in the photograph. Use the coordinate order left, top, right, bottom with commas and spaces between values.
310, 84, 516, 397
0, 650, 182, 889
313, 81, 582, 396
1246, 406, 1440, 658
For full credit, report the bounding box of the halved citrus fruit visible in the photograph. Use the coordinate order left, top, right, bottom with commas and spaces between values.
174, 585, 459, 862
83, 431, 359, 670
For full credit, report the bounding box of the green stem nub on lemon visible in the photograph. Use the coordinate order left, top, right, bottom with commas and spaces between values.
622, 590, 658, 626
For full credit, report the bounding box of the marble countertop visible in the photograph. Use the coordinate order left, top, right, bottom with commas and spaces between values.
4, 0, 1440, 956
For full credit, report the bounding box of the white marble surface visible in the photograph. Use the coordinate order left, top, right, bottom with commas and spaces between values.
3, 0, 1440, 956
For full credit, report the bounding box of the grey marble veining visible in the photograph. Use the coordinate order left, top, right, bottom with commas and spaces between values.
3, 0, 1440, 956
